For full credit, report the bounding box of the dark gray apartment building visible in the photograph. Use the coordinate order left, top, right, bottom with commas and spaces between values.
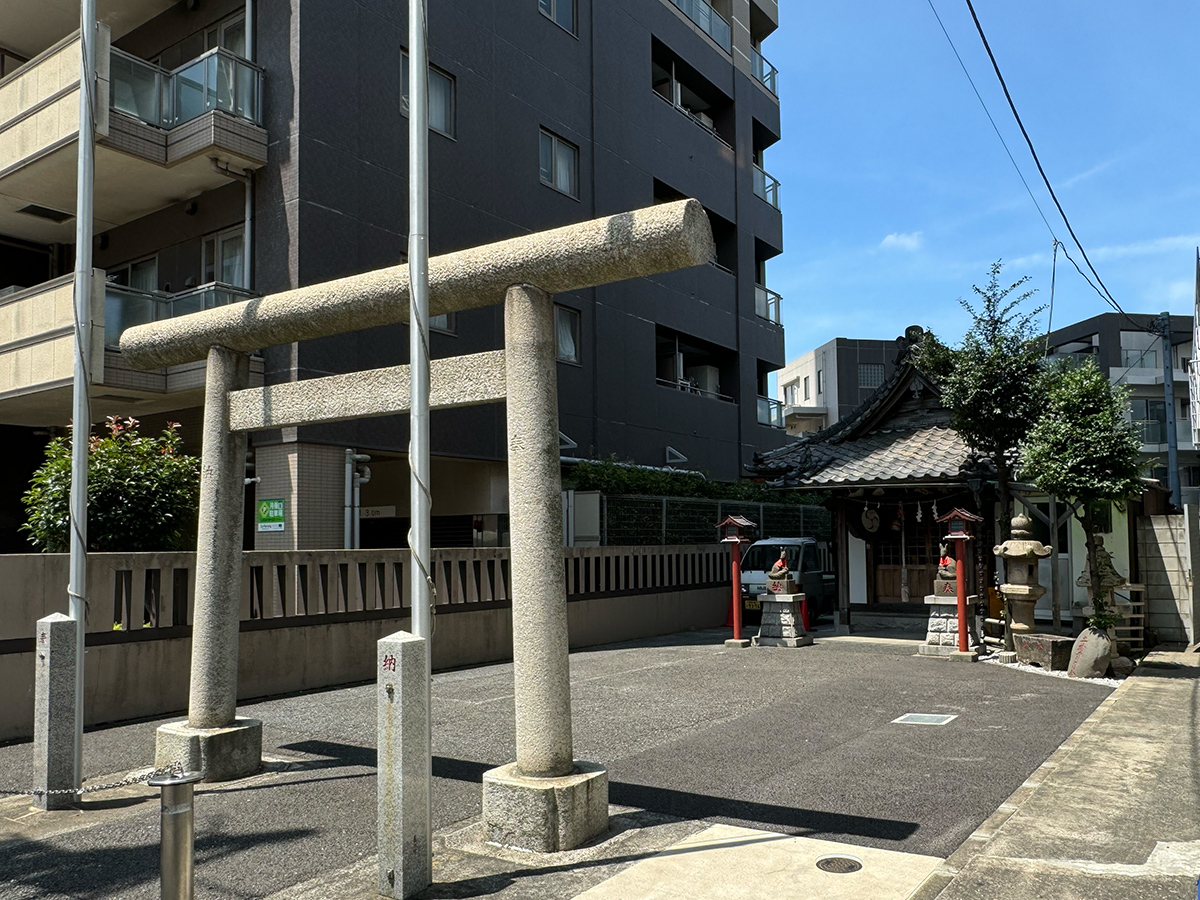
0, 0, 786, 550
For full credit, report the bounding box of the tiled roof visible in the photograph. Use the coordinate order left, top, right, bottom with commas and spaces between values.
761, 424, 971, 487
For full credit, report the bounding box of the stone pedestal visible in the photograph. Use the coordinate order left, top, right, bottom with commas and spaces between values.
917, 595, 981, 657
155, 718, 262, 782
1013, 632, 1073, 671
33, 613, 77, 810
753, 593, 813, 648
482, 762, 609, 852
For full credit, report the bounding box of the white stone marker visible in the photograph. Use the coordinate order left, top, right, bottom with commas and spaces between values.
480, 285, 609, 852
377, 630, 430, 898
155, 346, 262, 780
33, 613, 77, 810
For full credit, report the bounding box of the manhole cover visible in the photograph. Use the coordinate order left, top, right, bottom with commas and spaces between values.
816, 854, 863, 874
892, 713, 958, 726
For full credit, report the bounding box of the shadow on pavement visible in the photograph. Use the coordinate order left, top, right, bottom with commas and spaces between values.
0, 825, 315, 898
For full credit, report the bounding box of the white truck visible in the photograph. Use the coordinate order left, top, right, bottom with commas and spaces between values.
739, 537, 833, 624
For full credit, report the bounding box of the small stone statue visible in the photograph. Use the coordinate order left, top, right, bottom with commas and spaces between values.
937, 542, 957, 580
768, 552, 789, 579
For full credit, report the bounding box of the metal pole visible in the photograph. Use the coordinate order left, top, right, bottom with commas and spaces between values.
150, 771, 204, 900
406, 0, 433, 872
68, 0, 98, 793
1161, 312, 1182, 510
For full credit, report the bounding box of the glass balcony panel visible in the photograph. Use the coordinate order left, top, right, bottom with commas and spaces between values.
172, 56, 213, 126
755, 284, 782, 324
104, 285, 166, 350
757, 396, 785, 428
751, 49, 778, 95
109, 51, 163, 125
753, 165, 781, 209
669, 0, 732, 52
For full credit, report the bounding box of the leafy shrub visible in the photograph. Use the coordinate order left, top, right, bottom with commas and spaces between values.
22, 416, 200, 552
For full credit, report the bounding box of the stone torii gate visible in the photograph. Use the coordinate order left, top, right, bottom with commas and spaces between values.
121, 199, 713, 852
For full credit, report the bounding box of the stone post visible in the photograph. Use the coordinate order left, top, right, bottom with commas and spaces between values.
33, 613, 77, 810
481, 284, 608, 852
156, 346, 262, 781
377, 631, 430, 898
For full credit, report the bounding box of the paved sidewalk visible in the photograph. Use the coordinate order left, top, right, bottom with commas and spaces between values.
917, 648, 1200, 900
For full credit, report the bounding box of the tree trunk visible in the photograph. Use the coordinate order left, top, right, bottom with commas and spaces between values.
1080, 506, 1106, 626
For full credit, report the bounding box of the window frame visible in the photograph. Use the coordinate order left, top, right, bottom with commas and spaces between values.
538, 0, 577, 36
202, 225, 246, 286
539, 128, 580, 200
106, 254, 159, 291
554, 303, 582, 365
803, 375, 810, 401
429, 312, 457, 335
816, 369, 824, 395
400, 52, 457, 139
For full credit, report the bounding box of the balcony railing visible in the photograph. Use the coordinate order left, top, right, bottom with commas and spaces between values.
753, 164, 780, 209
668, 0, 732, 52
754, 284, 782, 324
757, 396, 785, 428
1134, 419, 1166, 445
656, 378, 734, 403
751, 48, 778, 95
651, 88, 731, 148
110, 47, 263, 129
105, 281, 257, 350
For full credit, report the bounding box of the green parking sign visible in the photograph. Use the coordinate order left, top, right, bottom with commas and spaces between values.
257, 498, 285, 532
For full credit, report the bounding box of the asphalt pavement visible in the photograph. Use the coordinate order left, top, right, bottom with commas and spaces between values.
0, 628, 1114, 899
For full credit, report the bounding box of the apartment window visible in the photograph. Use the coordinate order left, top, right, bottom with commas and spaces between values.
858, 363, 885, 390
429, 312, 456, 334
1131, 398, 1167, 444
803, 375, 810, 401
816, 369, 824, 395
538, 0, 576, 34
784, 384, 798, 406
401, 54, 456, 138
1121, 347, 1157, 369
539, 129, 579, 198
206, 12, 247, 57
203, 226, 245, 286
107, 256, 158, 292
555, 304, 580, 363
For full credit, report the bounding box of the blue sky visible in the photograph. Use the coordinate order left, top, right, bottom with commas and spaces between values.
767, 1, 1200, 362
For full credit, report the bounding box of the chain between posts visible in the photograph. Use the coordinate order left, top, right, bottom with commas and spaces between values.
0, 761, 184, 798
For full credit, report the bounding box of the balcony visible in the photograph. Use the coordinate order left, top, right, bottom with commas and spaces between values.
757, 396, 785, 428
0, 273, 260, 425
751, 49, 778, 95
105, 281, 256, 350
753, 165, 780, 209
668, 0, 732, 52
0, 31, 266, 245
110, 48, 262, 129
755, 284, 781, 324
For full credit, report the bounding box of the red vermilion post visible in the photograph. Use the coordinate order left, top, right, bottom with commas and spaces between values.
730, 542, 743, 641
955, 538, 968, 652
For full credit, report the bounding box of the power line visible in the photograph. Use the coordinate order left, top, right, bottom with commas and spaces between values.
961, 0, 1154, 335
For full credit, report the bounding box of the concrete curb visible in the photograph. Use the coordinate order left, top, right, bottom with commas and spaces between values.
906, 671, 1130, 900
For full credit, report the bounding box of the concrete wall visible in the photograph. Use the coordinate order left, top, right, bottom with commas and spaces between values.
0, 585, 725, 742
1137, 513, 1195, 643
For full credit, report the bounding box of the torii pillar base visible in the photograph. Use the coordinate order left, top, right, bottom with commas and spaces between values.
482, 762, 609, 853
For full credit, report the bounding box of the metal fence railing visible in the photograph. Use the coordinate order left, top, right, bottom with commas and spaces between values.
599, 495, 830, 547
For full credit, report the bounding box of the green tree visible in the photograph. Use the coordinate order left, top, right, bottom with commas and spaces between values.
1019, 360, 1143, 627
22, 416, 200, 552
918, 261, 1045, 541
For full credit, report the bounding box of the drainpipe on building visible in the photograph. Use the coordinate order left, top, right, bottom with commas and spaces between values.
353, 458, 371, 549
1159, 312, 1182, 511
207, 159, 253, 291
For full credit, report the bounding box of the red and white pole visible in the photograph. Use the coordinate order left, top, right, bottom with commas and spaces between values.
955, 538, 968, 653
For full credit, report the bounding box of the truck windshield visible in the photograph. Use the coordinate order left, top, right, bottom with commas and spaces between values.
742, 545, 802, 572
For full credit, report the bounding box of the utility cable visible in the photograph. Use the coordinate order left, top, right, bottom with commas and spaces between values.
962, 0, 1154, 335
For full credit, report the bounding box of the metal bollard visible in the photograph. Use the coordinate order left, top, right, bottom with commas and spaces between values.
149, 771, 204, 900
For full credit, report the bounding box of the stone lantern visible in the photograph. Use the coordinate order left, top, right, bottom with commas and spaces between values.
994, 514, 1051, 633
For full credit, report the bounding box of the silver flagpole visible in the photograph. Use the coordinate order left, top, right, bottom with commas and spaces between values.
407, 0, 433, 873
68, 0, 98, 792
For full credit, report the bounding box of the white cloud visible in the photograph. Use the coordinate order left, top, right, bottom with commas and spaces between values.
880, 231, 924, 251
1092, 235, 1200, 261
1061, 157, 1117, 189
